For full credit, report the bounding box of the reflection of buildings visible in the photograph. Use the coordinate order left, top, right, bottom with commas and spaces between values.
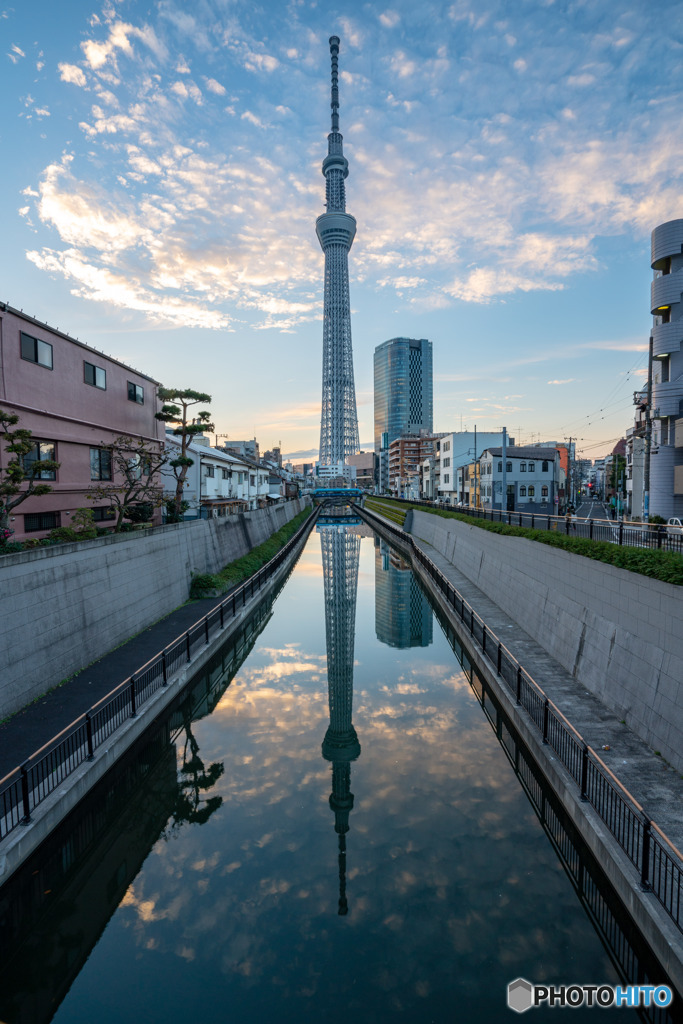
374, 539, 433, 649
318, 523, 361, 915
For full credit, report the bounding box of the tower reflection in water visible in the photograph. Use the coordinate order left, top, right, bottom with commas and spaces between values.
317, 509, 368, 915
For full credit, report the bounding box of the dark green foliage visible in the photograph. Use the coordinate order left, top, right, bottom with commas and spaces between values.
126, 501, 154, 523
371, 499, 683, 586
189, 508, 313, 598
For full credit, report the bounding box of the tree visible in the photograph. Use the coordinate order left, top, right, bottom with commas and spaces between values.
156, 389, 213, 518
86, 435, 167, 532
0, 409, 60, 542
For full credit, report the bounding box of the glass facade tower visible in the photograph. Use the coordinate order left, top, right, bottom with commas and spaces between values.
374, 338, 433, 491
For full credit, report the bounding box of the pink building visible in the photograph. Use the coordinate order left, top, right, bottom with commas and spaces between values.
0, 303, 164, 541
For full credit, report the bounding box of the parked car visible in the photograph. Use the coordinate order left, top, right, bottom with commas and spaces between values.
666, 517, 683, 534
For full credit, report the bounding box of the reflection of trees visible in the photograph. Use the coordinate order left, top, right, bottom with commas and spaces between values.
164, 705, 224, 835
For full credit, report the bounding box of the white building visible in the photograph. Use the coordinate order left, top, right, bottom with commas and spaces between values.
639, 219, 683, 519
161, 433, 270, 516
479, 446, 559, 513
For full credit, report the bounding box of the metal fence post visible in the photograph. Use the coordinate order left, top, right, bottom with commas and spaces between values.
618, 520, 624, 546
205, 616, 210, 645
640, 818, 652, 891
186, 633, 191, 663
589, 519, 594, 540
130, 677, 137, 717
542, 698, 549, 743
20, 762, 31, 824
162, 651, 168, 686
497, 643, 502, 676
86, 711, 95, 760
516, 666, 522, 705
470, 608, 474, 635
580, 743, 588, 800
482, 625, 487, 654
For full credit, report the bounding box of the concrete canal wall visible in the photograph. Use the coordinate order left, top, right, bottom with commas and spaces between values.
410, 510, 683, 772
0, 499, 309, 720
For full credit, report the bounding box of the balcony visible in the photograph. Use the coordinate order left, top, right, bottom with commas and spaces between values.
652, 321, 683, 358
651, 271, 683, 314
651, 381, 683, 418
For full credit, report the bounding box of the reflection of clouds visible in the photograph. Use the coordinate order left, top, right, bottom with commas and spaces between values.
82, 534, 617, 1014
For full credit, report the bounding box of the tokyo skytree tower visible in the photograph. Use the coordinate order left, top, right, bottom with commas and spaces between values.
316, 35, 359, 466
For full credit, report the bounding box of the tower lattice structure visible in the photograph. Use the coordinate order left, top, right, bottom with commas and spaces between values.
319, 523, 361, 914
316, 36, 359, 467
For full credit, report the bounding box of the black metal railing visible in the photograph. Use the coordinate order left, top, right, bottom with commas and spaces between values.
383, 496, 683, 554
0, 506, 319, 845
358, 502, 683, 935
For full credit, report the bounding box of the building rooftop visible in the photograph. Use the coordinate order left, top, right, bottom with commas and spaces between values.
0, 301, 160, 384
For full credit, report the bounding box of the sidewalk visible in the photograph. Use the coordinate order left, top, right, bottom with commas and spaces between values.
0, 591, 233, 781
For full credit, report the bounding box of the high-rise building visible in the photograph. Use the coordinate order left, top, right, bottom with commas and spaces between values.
316, 36, 359, 476
374, 338, 433, 491
642, 220, 683, 519
374, 539, 432, 648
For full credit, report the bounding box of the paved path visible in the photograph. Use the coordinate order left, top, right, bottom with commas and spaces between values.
369, 507, 683, 853
0, 591, 235, 781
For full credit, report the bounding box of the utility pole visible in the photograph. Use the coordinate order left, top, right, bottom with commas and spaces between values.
474, 424, 477, 508
643, 335, 653, 522
564, 437, 574, 510
501, 426, 507, 514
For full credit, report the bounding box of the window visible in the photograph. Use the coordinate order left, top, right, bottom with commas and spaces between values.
21, 331, 53, 369
443, 441, 450, 451
541, 485, 548, 498
542, 461, 549, 472
23, 441, 56, 480
444, 473, 449, 483
442, 457, 450, 468
520, 485, 527, 496
528, 462, 535, 472
128, 454, 151, 480
90, 447, 112, 481
520, 462, 527, 472
25, 511, 60, 532
92, 506, 115, 522
528, 485, 535, 497
204, 464, 215, 478
127, 381, 144, 404
250, 475, 255, 486
221, 468, 231, 479
84, 361, 106, 389
506, 462, 512, 473
498, 461, 502, 472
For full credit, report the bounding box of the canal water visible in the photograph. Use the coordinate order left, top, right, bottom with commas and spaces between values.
0, 520, 677, 1023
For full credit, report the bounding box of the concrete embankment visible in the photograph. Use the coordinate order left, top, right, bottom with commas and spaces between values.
409, 508, 683, 773
359, 503, 683, 997
0, 498, 309, 720
0, 508, 316, 884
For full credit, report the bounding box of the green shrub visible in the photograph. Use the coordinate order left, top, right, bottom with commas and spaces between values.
372, 499, 683, 586
47, 526, 80, 543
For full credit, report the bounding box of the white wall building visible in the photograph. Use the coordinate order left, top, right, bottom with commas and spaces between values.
161, 433, 270, 515
643, 219, 683, 518
479, 446, 559, 513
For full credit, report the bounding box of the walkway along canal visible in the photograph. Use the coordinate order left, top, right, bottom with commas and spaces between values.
0, 514, 679, 1023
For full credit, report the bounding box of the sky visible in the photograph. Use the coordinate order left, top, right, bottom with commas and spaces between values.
2, 0, 683, 462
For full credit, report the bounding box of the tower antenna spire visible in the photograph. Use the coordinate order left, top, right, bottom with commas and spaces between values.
329, 34, 340, 133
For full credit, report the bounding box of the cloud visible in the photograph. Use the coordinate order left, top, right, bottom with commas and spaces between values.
204, 77, 225, 95
58, 63, 88, 87
547, 379, 577, 385
379, 10, 400, 28
80, 21, 166, 72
